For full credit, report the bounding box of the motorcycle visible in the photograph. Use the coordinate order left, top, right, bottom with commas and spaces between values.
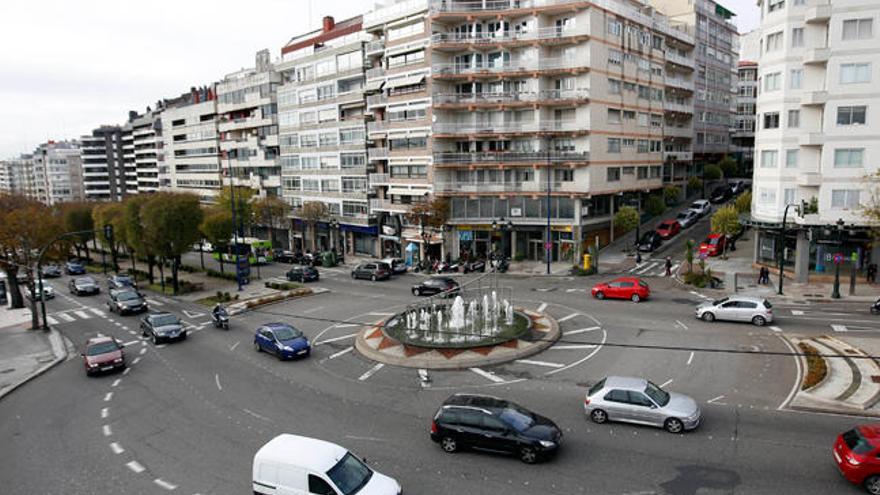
436, 260, 459, 273
463, 259, 486, 274
490, 257, 509, 273
871, 298, 880, 315
212, 309, 230, 330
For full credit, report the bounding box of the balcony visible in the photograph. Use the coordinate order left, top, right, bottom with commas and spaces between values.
432, 56, 590, 77
433, 151, 589, 165
431, 26, 589, 48
366, 66, 385, 79
801, 90, 828, 106
663, 150, 693, 162
664, 76, 694, 92
365, 40, 385, 56
664, 51, 695, 70
368, 173, 390, 187
805, 2, 831, 24
797, 172, 822, 187
433, 119, 584, 135
368, 147, 389, 161
799, 133, 825, 146
367, 93, 387, 108
433, 89, 589, 106
369, 198, 412, 213
429, 0, 585, 13
434, 180, 582, 194
663, 101, 693, 114
663, 126, 693, 139
804, 47, 830, 65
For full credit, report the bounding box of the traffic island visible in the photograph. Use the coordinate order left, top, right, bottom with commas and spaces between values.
224, 286, 328, 316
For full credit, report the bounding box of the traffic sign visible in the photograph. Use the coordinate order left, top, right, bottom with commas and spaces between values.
699, 252, 708, 260
833, 253, 844, 265
544, 242, 553, 251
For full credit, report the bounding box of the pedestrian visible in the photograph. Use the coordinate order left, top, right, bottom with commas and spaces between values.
760, 266, 770, 285
665, 256, 673, 277
868, 263, 877, 284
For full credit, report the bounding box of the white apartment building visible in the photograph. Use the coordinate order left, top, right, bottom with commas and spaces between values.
160, 86, 222, 204
0, 154, 35, 196
277, 16, 374, 255
32, 141, 84, 205
128, 109, 162, 193
427, 0, 696, 262
81, 126, 128, 201
752, 0, 880, 282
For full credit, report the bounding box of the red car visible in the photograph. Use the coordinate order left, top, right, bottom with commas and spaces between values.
655, 220, 682, 240
591, 277, 650, 303
834, 426, 880, 493
698, 233, 727, 257
81, 336, 126, 376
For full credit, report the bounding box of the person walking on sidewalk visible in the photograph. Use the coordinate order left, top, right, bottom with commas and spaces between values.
665, 256, 673, 277
868, 263, 877, 284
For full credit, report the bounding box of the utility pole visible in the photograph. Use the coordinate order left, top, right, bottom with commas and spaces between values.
545, 138, 551, 275
228, 153, 242, 291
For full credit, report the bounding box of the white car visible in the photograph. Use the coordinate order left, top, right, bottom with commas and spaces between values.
26, 281, 54, 300
695, 296, 773, 326
675, 210, 699, 229
688, 199, 712, 217
192, 241, 213, 252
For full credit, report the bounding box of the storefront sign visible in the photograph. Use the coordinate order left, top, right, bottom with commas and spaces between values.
551, 225, 573, 233
457, 225, 492, 231
458, 230, 473, 241
510, 207, 522, 217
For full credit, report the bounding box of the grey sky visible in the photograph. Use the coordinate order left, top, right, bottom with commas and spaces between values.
0, 0, 759, 159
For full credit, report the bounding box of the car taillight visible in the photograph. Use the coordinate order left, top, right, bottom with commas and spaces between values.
430, 421, 438, 434
584, 397, 590, 406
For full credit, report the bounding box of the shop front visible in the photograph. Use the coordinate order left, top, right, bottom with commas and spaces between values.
340, 224, 378, 257
455, 224, 575, 262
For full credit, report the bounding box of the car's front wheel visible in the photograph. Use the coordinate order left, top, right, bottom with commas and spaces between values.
631, 293, 641, 303
590, 409, 608, 424
151, 334, 159, 345
664, 418, 684, 434
701, 312, 715, 322
595, 291, 605, 300
412, 288, 420, 296
370, 275, 377, 282
519, 446, 538, 464
440, 436, 457, 453
350, 272, 356, 279
864, 475, 880, 495
254, 341, 261, 353
752, 315, 766, 326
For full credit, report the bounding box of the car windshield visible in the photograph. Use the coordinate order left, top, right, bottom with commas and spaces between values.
844, 429, 877, 455
660, 222, 673, 229
326, 452, 373, 495
114, 276, 132, 284
152, 315, 179, 327
712, 297, 729, 306
77, 278, 95, 285
87, 341, 118, 356
272, 325, 303, 341
499, 406, 535, 432
116, 291, 140, 301
706, 237, 719, 245
644, 382, 670, 407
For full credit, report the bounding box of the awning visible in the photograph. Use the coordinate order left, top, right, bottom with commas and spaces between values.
387, 187, 429, 196
385, 75, 425, 89
364, 79, 385, 92
340, 224, 377, 235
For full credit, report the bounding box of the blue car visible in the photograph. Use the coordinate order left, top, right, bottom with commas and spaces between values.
66, 260, 86, 275
253, 323, 310, 360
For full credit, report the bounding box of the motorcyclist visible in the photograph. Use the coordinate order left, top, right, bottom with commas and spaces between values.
212, 303, 227, 321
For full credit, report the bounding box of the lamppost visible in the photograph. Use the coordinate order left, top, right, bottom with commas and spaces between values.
329, 218, 339, 252
831, 218, 845, 299
777, 200, 805, 296
226, 152, 242, 292
545, 136, 552, 275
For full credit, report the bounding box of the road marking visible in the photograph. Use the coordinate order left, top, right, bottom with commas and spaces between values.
515, 359, 565, 369
154, 479, 177, 490
88, 308, 105, 317
139, 348, 147, 355
791, 310, 804, 316
469, 367, 505, 383
769, 326, 782, 333
110, 442, 124, 454
418, 369, 431, 387
111, 379, 121, 388
659, 379, 674, 388
122, 340, 139, 347
126, 461, 145, 474
243, 408, 271, 422
102, 424, 112, 436
113, 322, 122, 327
73, 310, 91, 319
344, 435, 387, 442
675, 320, 688, 330
358, 363, 384, 381
687, 352, 695, 365
122, 368, 131, 375
128, 330, 136, 335
563, 326, 600, 336
832, 324, 848, 332
103, 392, 113, 402
547, 329, 608, 376
333, 323, 360, 329
229, 341, 240, 352
670, 262, 681, 274
329, 346, 354, 360
101, 407, 108, 419
316, 333, 357, 345
215, 374, 222, 391
707, 395, 727, 405
182, 309, 204, 318
46, 316, 59, 325
368, 312, 394, 316
145, 298, 164, 306
550, 344, 597, 350
58, 313, 75, 322
557, 313, 579, 323
537, 302, 547, 313
132, 357, 141, 365
302, 306, 324, 314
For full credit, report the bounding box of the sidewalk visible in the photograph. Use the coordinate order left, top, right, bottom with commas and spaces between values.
0, 307, 69, 400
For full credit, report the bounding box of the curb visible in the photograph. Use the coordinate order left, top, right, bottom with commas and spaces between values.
227, 287, 329, 316
0, 327, 69, 401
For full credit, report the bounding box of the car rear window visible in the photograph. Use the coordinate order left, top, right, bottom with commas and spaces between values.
638, 281, 649, 288
588, 378, 606, 397
763, 300, 772, 309
844, 428, 876, 455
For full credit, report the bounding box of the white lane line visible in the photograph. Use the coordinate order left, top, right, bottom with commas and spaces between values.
46, 316, 59, 325
229, 341, 240, 352
73, 310, 91, 319
515, 359, 565, 369
111, 379, 121, 388
358, 363, 385, 381
58, 313, 75, 322
102, 424, 112, 436
89, 308, 105, 317
333, 323, 360, 329
550, 344, 598, 350
215, 373, 222, 391
557, 313, 579, 323
368, 312, 394, 316
103, 392, 113, 402
687, 351, 695, 366
832, 324, 848, 332
791, 310, 804, 316
329, 346, 354, 360
547, 329, 608, 376
675, 320, 688, 330
128, 330, 137, 335
121, 326, 129, 331
109, 442, 124, 454
113, 322, 122, 327
469, 367, 505, 383
122, 368, 131, 376
101, 407, 108, 419
707, 395, 727, 405
132, 357, 141, 365
139, 348, 147, 355
126, 461, 145, 474
769, 326, 783, 333
302, 306, 324, 314
122, 340, 140, 347
316, 333, 357, 345
537, 302, 547, 313
154, 479, 177, 490
563, 326, 600, 336
243, 408, 271, 422
777, 335, 803, 411
659, 379, 674, 388
145, 298, 164, 307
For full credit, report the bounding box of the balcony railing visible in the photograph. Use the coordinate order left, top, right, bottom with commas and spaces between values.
431, 26, 588, 45
665, 51, 695, 69
367, 93, 388, 107
429, 0, 584, 12
433, 89, 589, 105
365, 40, 385, 55
662, 150, 693, 161
433, 150, 589, 164
366, 66, 385, 79
432, 56, 589, 76
433, 119, 583, 134
369, 199, 412, 213
664, 76, 694, 91
368, 147, 389, 160
663, 101, 693, 114
434, 180, 582, 194
368, 173, 390, 187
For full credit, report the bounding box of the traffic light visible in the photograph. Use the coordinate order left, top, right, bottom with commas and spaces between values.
103, 224, 114, 242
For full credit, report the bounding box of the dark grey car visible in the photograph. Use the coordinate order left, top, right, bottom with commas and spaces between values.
140, 312, 186, 344
351, 262, 391, 281
70, 276, 100, 296
107, 289, 148, 315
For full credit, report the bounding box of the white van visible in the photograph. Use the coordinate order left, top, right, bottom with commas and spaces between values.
253, 434, 401, 495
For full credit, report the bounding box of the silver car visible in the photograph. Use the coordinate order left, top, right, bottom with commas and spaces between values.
695, 296, 773, 326
675, 210, 699, 229
583, 376, 701, 433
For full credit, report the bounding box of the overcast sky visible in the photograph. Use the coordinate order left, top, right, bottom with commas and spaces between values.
0, 0, 759, 159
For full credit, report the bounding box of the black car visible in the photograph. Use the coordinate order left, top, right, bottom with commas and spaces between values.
108, 274, 136, 290
274, 249, 301, 264
107, 289, 148, 315
140, 312, 186, 344
729, 180, 746, 196
412, 277, 459, 297
66, 260, 86, 275
637, 231, 663, 252
430, 394, 562, 464
0, 280, 6, 305
69, 276, 100, 296
41, 264, 62, 278
709, 186, 733, 204
286, 266, 319, 283
351, 262, 391, 281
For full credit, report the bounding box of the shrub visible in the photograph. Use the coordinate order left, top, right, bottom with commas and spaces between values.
513, 253, 525, 262
734, 191, 752, 214
613, 206, 639, 235
687, 177, 703, 195
799, 342, 827, 390
265, 281, 302, 291
645, 195, 666, 217
663, 185, 681, 205
704, 164, 723, 181
206, 268, 238, 281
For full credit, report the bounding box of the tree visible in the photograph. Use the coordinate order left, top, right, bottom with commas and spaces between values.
299, 201, 328, 251
201, 208, 233, 273
140, 193, 204, 294
122, 196, 156, 282
62, 202, 94, 261
704, 164, 723, 182
718, 155, 738, 179
711, 205, 742, 259
93, 202, 126, 272
645, 195, 666, 217
687, 176, 703, 196
252, 196, 290, 246
804, 196, 819, 214
406, 197, 449, 229
663, 185, 681, 206
215, 186, 255, 237
734, 191, 752, 214
685, 239, 695, 274
613, 206, 639, 237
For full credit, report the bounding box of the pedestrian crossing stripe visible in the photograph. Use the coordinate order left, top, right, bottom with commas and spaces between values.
73, 310, 91, 319
628, 260, 676, 277
46, 316, 58, 325
59, 313, 75, 322
89, 308, 105, 317
145, 298, 164, 307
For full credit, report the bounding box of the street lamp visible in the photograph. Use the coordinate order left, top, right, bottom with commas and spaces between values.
832, 218, 845, 299
777, 200, 805, 296
329, 218, 339, 252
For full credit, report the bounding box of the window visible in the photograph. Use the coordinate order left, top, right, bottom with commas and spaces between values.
554, 169, 574, 182
832, 189, 861, 209
759, 188, 777, 204
321, 179, 339, 192
608, 49, 622, 66
319, 132, 337, 147
788, 110, 800, 128
790, 69, 803, 89
764, 72, 781, 91
607, 109, 621, 124
784, 188, 796, 206
638, 85, 650, 99
843, 19, 873, 41
637, 139, 649, 153
786, 150, 799, 168
763, 112, 780, 129
388, 21, 424, 41
318, 108, 336, 123
607, 19, 622, 36
637, 112, 649, 127
607, 167, 620, 182
609, 78, 621, 94
837, 106, 867, 125
623, 110, 635, 121
834, 148, 864, 168
336, 51, 362, 71
316, 85, 335, 101
791, 28, 804, 47
341, 153, 365, 168
840, 63, 871, 84
315, 59, 335, 77
308, 475, 336, 495
761, 150, 779, 168
768, 0, 784, 12
765, 31, 783, 51
607, 138, 621, 153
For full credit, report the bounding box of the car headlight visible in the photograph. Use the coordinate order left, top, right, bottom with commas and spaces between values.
113, 358, 123, 363
283, 346, 294, 351
88, 362, 98, 368
539, 440, 555, 448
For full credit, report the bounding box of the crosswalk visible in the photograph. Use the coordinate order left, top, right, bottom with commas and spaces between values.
47, 307, 106, 325
627, 259, 680, 277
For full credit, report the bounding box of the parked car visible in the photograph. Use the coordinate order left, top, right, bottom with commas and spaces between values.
274, 249, 301, 264
107, 289, 148, 315
191, 241, 213, 252
41, 264, 62, 278
655, 220, 682, 240
140, 312, 186, 344
637, 231, 663, 252
709, 185, 733, 204
591, 276, 650, 303
69, 276, 100, 296
254, 323, 311, 360
430, 394, 563, 464
81, 336, 125, 376
253, 434, 401, 495
0, 280, 6, 305
675, 210, 699, 229
108, 274, 136, 290
25, 281, 54, 301
412, 277, 460, 297
381, 257, 408, 275
730, 180, 747, 196
698, 233, 727, 257
463, 258, 487, 273
584, 376, 701, 433
65, 260, 86, 275
286, 265, 319, 283
695, 296, 773, 326
834, 426, 880, 494
351, 262, 391, 281
688, 199, 712, 217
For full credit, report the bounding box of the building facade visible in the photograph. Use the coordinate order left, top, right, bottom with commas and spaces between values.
80, 126, 128, 201
0, 155, 35, 196
732, 60, 757, 174
277, 16, 374, 255
32, 141, 84, 205
127, 109, 163, 193
751, 0, 880, 282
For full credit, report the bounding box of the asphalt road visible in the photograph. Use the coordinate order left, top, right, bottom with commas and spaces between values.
0, 268, 875, 494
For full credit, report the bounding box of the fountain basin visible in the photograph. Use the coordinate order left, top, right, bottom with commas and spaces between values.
383, 310, 531, 349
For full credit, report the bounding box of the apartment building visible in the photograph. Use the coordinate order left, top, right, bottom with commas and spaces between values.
160, 86, 222, 203
731, 29, 759, 175
277, 16, 374, 255
0, 154, 35, 196
751, 0, 880, 282
80, 126, 128, 201
651, 0, 738, 173
31, 140, 84, 205
427, 0, 696, 262
216, 50, 282, 202
127, 108, 163, 193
